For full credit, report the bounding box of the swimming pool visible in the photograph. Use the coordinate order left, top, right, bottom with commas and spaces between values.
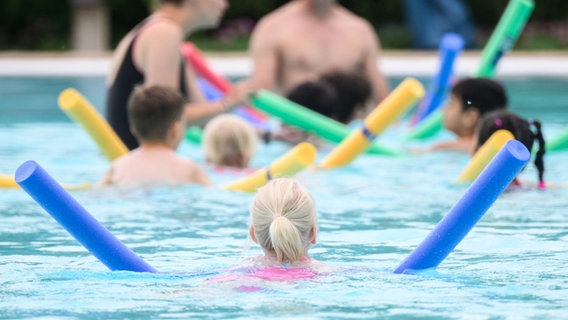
1, 76, 567, 319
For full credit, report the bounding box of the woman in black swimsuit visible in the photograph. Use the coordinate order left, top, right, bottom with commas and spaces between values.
106, 0, 235, 150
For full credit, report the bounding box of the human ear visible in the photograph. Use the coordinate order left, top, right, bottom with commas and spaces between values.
309, 226, 317, 245
169, 121, 183, 142
249, 226, 257, 243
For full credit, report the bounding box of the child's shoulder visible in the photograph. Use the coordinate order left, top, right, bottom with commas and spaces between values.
110, 151, 135, 167
174, 154, 201, 169
173, 155, 210, 185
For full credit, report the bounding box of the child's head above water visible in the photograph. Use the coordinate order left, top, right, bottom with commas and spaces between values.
286, 71, 371, 124
286, 80, 337, 120
475, 110, 546, 188
444, 78, 508, 138
249, 178, 318, 263
203, 114, 258, 169
320, 71, 371, 123
127, 85, 185, 148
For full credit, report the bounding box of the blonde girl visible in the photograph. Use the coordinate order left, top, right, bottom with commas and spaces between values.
249, 178, 318, 264
203, 114, 258, 169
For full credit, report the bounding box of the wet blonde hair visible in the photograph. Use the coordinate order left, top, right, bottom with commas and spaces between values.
250, 178, 317, 263
203, 114, 257, 168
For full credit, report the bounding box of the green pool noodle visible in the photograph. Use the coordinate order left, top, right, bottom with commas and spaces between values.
250, 90, 402, 156
405, 109, 444, 141
546, 126, 568, 152
407, 0, 535, 141
185, 126, 204, 144
476, 0, 535, 78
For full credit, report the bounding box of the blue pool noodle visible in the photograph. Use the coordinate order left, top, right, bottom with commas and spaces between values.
393, 140, 529, 274
15, 160, 157, 273
416, 33, 465, 123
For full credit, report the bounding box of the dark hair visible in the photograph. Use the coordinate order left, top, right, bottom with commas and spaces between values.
476, 110, 546, 187
320, 71, 371, 123
127, 85, 185, 142
286, 81, 337, 120
452, 78, 508, 115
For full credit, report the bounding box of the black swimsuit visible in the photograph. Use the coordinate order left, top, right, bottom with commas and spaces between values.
105, 19, 189, 150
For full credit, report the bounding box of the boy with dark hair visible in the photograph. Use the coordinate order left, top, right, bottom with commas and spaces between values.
101, 85, 210, 186
475, 110, 546, 189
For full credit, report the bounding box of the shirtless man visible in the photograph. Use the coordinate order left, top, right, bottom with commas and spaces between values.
106, 0, 241, 150
247, 0, 389, 106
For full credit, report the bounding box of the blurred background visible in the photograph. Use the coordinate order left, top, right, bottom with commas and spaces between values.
0, 0, 567, 52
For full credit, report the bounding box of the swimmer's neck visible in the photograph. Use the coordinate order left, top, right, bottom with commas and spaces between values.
301, 0, 335, 20
262, 249, 310, 264
153, 4, 199, 34
138, 141, 176, 151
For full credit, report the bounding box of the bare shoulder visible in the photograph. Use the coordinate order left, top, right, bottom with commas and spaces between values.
176, 156, 210, 185
100, 153, 131, 185
254, 2, 299, 33
140, 19, 183, 42
337, 7, 376, 36
111, 152, 139, 175
177, 156, 201, 171
111, 152, 133, 168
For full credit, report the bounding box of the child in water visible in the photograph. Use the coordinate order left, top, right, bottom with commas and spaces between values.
249, 178, 319, 266
203, 114, 258, 169
100, 85, 210, 186
433, 78, 508, 152
474, 110, 546, 189
208, 179, 323, 286
266, 71, 371, 145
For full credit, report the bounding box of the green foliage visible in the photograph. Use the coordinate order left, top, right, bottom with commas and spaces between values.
190, 32, 250, 51
0, 0, 567, 51
108, 0, 150, 46
0, 0, 69, 50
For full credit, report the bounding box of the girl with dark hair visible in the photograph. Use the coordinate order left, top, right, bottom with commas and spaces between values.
474, 110, 546, 189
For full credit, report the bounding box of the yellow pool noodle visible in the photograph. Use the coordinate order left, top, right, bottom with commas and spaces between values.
319, 78, 425, 169
224, 142, 317, 192
1, 173, 92, 190
1, 174, 19, 188
457, 130, 515, 183
58, 88, 128, 161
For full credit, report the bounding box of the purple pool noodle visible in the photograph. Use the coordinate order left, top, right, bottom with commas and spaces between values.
416, 33, 464, 123
198, 77, 268, 131
394, 140, 529, 274
233, 108, 269, 131
197, 77, 224, 101
15, 160, 157, 273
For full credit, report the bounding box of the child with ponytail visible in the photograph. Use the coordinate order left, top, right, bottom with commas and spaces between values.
249, 178, 318, 265
208, 178, 322, 286
474, 110, 546, 189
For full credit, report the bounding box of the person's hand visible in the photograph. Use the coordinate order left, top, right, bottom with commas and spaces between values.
223, 80, 254, 110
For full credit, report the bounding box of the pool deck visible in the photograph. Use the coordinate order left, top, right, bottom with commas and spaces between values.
0, 51, 567, 77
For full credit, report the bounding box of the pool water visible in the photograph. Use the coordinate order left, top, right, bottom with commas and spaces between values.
1, 77, 568, 319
